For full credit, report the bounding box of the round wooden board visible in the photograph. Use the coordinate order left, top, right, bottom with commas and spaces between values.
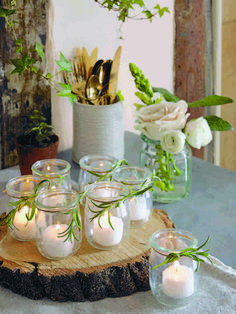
0, 209, 174, 302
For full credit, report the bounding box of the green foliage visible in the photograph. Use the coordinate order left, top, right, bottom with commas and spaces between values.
188, 95, 234, 108
1, 1, 75, 104
56, 52, 72, 72
23, 110, 55, 146
204, 115, 233, 131
36, 42, 44, 60
0, 8, 16, 17
10, 53, 37, 75
95, 1, 169, 23
152, 235, 213, 272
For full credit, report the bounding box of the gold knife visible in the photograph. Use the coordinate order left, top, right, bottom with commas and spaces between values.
108, 46, 122, 103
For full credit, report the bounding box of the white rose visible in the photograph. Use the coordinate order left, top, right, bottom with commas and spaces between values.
184, 117, 212, 149
134, 100, 190, 140
160, 130, 186, 154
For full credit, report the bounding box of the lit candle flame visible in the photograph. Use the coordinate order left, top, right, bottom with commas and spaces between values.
56, 224, 60, 231
47, 165, 51, 171
174, 260, 180, 272
99, 161, 104, 167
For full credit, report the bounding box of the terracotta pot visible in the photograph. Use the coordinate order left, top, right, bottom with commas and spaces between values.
15, 135, 59, 175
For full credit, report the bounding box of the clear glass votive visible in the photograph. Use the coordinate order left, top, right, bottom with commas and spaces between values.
32, 159, 71, 190
35, 189, 82, 260
6, 175, 46, 241
149, 229, 198, 307
112, 166, 153, 228
78, 154, 118, 192
84, 181, 130, 250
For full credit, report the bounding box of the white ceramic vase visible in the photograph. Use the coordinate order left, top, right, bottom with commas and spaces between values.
72, 100, 124, 163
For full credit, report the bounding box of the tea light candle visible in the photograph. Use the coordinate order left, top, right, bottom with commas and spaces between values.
93, 213, 123, 246
20, 179, 34, 192
13, 206, 36, 239
42, 224, 74, 258
162, 261, 194, 299
129, 196, 147, 220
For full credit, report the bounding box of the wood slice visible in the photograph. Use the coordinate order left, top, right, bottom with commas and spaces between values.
0, 210, 174, 302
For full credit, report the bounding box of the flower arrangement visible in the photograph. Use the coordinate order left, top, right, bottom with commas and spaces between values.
129, 63, 234, 201
129, 63, 234, 155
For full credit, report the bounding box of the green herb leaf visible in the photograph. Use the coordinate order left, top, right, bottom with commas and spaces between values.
204, 115, 233, 131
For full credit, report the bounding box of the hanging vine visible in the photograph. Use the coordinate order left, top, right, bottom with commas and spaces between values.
94, 0, 169, 22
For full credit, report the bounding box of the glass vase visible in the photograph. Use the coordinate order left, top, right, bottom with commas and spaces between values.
140, 133, 191, 203
35, 189, 82, 260
149, 229, 198, 307
6, 175, 46, 241
84, 181, 130, 250
32, 159, 71, 190
112, 165, 153, 228
78, 154, 118, 192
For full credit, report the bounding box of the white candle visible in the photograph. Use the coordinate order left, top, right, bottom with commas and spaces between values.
162, 261, 194, 299
129, 196, 147, 221
20, 179, 34, 192
93, 213, 123, 247
42, 224, 74, 258
13, 206, 36, 240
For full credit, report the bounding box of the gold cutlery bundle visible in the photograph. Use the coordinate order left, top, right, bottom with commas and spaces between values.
63, 46, 122, 105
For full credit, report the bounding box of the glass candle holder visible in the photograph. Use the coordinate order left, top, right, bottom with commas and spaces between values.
6, 175, 46, 241
149, 229, 198, 307
35, 189, 82, 260
78, 154, 118, 192
32, 159, 71, 190
112, 166, 153, 228
84, 181, 130, 250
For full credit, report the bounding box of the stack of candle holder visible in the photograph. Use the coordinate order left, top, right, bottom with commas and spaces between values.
112, 165, 153, 228
84, 181, 130, 250
78, 154, 118, 192
149, 229, 198, 307
6, 175, 47, 241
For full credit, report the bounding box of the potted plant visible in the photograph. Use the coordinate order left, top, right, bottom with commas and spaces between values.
15, 110, 59, 175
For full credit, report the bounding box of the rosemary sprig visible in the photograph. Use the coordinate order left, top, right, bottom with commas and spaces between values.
88, 178, 154, 229
0, 179, 50, 229
153, 235, 213, 272
57, 200, 82, 243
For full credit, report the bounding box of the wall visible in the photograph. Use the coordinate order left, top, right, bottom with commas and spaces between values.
50, 0, 175, 152
220, 0, 236, 171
